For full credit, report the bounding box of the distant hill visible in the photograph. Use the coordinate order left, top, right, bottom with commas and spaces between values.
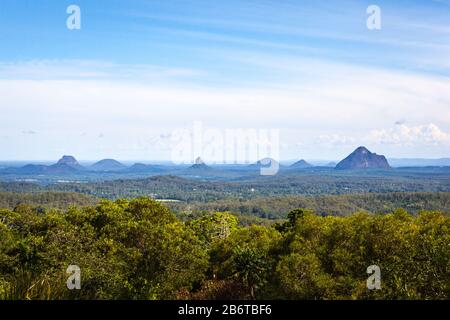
54, 155, 83, 169
127, 163, 165, 173
290, 159, 313, 169
129, 163, 150, 171
247, 158, 280, 175
47, 155, 84, 174
189, 157, 211, 170
336, 147, 390, 170
0, 156, 84, 175
90, 159, 126, 172
249, 158, 279, 169
13, 164, 48, 174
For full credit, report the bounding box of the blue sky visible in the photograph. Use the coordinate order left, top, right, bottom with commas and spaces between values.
0, 0, 449, 161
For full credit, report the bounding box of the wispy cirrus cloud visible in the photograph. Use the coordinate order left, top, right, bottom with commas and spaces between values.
0, 1, 449, 159
0, 56, 449, 159
125, 0, 450, 76
0, 60, 204, 82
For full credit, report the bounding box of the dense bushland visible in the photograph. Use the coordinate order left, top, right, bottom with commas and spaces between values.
0, 198, 448, 300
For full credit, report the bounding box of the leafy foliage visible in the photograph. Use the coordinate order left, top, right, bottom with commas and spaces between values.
170, 192, 450, 219
2, 167, 449, 203
0, 198, 448, 300
0, 198, 207, 299
0, 192, 97, 210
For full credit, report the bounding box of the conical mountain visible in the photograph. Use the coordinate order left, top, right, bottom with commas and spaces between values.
290, 159, 313, 169
47, 155, 84, 173
56, 155, 82, 168
336, 147, 390, 170
90, 159, 126, 172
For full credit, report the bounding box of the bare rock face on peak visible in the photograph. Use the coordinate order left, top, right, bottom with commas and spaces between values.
189, 157, 210, 170
335, 147, 390, 170
195, 157, 204, 165
45, 155, 85, 174
56, 155, 82, 168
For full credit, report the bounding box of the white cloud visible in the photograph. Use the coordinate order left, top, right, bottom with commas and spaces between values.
0, 59, 449, 159
309, 123, 450, 149
370, 123, 450, 146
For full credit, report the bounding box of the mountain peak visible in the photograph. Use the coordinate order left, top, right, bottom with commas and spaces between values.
47, 155, 84, 173
56, 155, 80, 167
252, 158, 278, 166
336, 147, 390, 170
90, 159, 125, 172
189, 157, 211, 170
290, 159, 313, 169
355, 146, 370, 154
195, 157, 205, 165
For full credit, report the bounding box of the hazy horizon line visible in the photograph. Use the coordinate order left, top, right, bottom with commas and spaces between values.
1, 156, 450, 164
